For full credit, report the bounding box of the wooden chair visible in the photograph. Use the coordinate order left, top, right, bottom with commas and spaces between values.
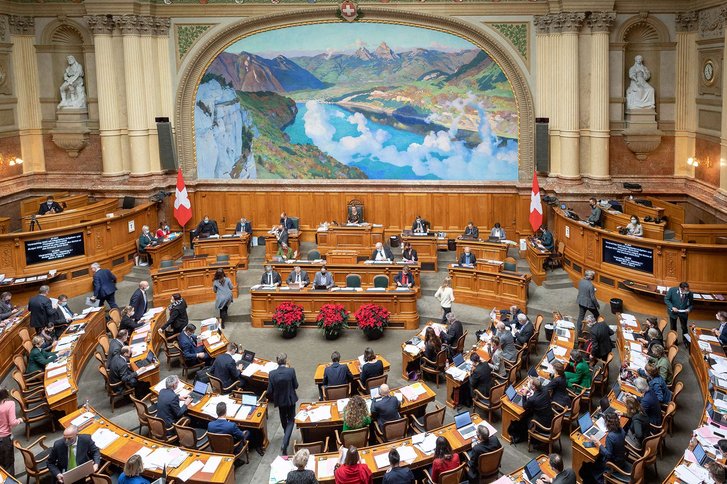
471, 446, 504, 483
97, 334, 110, 360
174, 422, 210, 450
473, 381, 506, 422
21, 340, 33, 355
651, 402, 676, 444
421, 349, 447, 387
14, 436, 51, 484
208, 432, 250, 465
657, 319, 668, 333
163, 337, 183, 369
11, 389, 55, 439
131, 395, 157, 435
664, 330, 677, 348
504, 359, 520, 385
669, 363, 682, 391
374, 416, 408, 443
593, 353, 613, 396
627, 427, 663, 475
669, 381, 684, 409
19, 327, 32, 344
604, 447, 651, 484
97, 365, 133, 412
12, 355, 43, 387
89, 462, 113, 484
294, 437, 329, 454
11, 370, 45, 404
409, 403, 445, 433
666, 345, 679, 366
108, 307, 121, 324
357, 373, 388, 395
424, 461, 467, 484
94, 351, 106, 367
533, 314, 544, 346
546, 241, 565, 269
323, 383, 350, 400
556, 390, 582, 432
208, 373, 239, 395
502, 257, 517, 272
334, 427, 369, 449
147, 414, 178, 444
181, 352, 205, 378
454, 331, 468, 355
106, 320, 119, 339
527, 410, 565, 453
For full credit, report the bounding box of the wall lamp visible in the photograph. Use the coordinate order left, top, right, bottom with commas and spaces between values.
687, 156, 712, 169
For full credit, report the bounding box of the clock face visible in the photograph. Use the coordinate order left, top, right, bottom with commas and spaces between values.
704, 60, 715, 84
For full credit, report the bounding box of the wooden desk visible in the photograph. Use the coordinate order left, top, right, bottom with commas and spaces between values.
0, 466, 20, 483
23, 198, 119, 231
681, 224, 727, 244
325, 250, 358, 265
151, 263, 238, 306
619, 282, 727, 313
316, 225, 385, 258
444, 339, 493, 408
194, 234, 250, 269
0, 310, 29, 379
295, 382, 435, 443
127, 308, 167, 388
602, 210, 665, 240
20, 193, 89, 218
400, 235, 439, 271
622, 198, 665, 221
448, 264, 530, 309
200, 327, 230, 359
313, 355, 391, 386
270, 261, 421, 296
144, 233, 184, 271
0, 217, 9, 234
526, 238, 551, 285
454, 239, 508, 262
265, 231, 301, 261
504, 454, 555, 482
250, 287, 419, 329
60, 407, 235, 484
44, 309, 106, 416
400, 322, 447, 380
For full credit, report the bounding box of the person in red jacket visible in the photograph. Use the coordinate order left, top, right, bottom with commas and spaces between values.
431, 436, 460, 482
334, 446, 372, 484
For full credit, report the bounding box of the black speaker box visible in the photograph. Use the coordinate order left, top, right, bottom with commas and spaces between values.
156, 121, 178, 171
535, 118, 549, 173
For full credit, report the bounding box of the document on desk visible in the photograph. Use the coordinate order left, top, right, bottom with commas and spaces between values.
552, 346, 567, 357
71, 412, 95, 428
403, 344, 420, 356
445, 366, 466, 381
47, 365, 67, 378
260, 361, 279, 373
700, 334, 720, 343
374, 452, 391, 469
623, 332, 635, 341
317, 457, 339, 479
235, 405, 253, 420
176, 460, 204, 482
308, 405, 332, 422
396, 445, 418, 463
202, 455, 222, 474
46, 378, 71, 396
90, 428, 119, 449
336, 398, 350, 413
399, 385, 417, 401
415, 433, 438, 455
242, 363, 262, 377
135, 447, 154, 463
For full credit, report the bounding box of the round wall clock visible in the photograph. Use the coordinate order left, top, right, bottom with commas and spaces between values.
703, 59, 715, 85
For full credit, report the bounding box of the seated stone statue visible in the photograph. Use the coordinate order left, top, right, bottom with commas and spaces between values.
58, 55, 86, 109
626, 55, 655, 110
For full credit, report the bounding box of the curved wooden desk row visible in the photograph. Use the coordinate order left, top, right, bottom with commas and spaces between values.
20, 193, 89, 218
448, 264, 530, 309
316, 225, 385, 257
0, 202, 157, 306
151, 263, 239, 306
270, 261, 422, 297
60, 407, 235, 484
250, 287, 419, 329
22, 198, 119, 232
144, 234, 185, 271
0, 309, 29, 379
553, 207, 727, 319
193, 234, 250, 269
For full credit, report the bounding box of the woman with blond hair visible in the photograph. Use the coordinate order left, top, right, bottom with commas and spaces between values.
342, 395, 371, 431
118, 454, 150, 484
286, 448, 318, 484
26, 335, 57, 374
434, 277, 454, 324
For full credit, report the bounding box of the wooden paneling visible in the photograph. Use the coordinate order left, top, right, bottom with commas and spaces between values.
193, 234, 249, 268
400, 235, 439, 271
22, 198, 118, 231
264, 232, 300, 261
602, 210, 665, 240
145, 235, 184, 271
316, 225, 385, 257
0, 217, 8, 234
526, 240, 550, 285
680, 224, 727, 244
20, 192, 90, 218
622, 199, 664, 220
0, 312, 29, 380
151, 263, 238, 305
448, 265, 530, 308
454, 239, 509, 262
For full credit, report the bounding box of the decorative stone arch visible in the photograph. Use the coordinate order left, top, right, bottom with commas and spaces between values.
40, 19, 93, 47
615, 14, 671, 44
175, 7, 536, 184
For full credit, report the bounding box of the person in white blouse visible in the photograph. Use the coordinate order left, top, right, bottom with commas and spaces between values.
624, 216, 644, 237
434, 277, 454, 324
489, 223, 506, 241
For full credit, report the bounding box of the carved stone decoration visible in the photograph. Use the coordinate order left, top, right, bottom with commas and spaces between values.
622, 54, 661, 159
675, 11, 698, 32
51, 110, 90, 158
0, 16, 7, 42
698, 6, 725, 40
86, 15, 115, 35
8, 16, 34, 36
114, 15, 140, 36
586, 12, 616, 33
58, 55, 86, 110
138, 16, 155, 36
559, 12, 586, 33
533, 15, 551, 35
0, 56, 10, 96
665, 251, 676, 278
154, 17, 171, 37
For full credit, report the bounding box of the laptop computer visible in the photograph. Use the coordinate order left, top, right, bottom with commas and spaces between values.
61, 460, 94, 484
241, 394, 257, 406
505, 385, 523, 405
314, 284, 329, 290
707, 403, 727, 427
138, 350, 157, 367
692, 443, 714, 467
454, 411, 477, 440
190, 380, 209, 404
487, 236, 501, 243
578, 412, 606, 441
239, 350, 255, 368
452, 353, 471, 372
523, 458, 543, 483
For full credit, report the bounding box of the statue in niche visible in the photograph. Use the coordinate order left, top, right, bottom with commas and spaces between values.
58, 55, 86, 109
626, 55, 655, 110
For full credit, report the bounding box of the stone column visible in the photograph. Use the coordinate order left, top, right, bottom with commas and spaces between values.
548, 15, 562, 176
9, 16, 45, 173
720, 8, 727, 195
115, 15, 150, 175
87, 15, 124, 176
534, 16, 551, 118
674, 12, 698, 178
587, 12, 616, 180
155, 18, 173, 119
558, 12, 585, 180
139, 16, 161, 173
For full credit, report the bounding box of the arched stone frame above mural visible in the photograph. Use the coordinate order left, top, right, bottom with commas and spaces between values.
175, 7, 535, 185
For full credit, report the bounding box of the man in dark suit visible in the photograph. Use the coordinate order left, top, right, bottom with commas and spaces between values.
394, 266, 414, 288
106, 329, 128, 368
286, 266, 310, 287
208, 402, 249, 455
370, 242, 393, 261
411, 215, 430, 234
178, 324, 213, 366
460, 221, 479, 239
576, 270, 599, 336
383, 449, 415, 484
108, 346, 150, 399
458, 246, 476, 266
90, 262, 118, 309
0, 291, 17, 321
514, 314, 535, 346
539, 226, 555, 252
38, 196, 64, 215
441, 312, 463, 347
210, 343, 245, 392
267, 353, 298, 455
129, 281, 149, 322
52, 294, 76, 327
665, 281, 693, 344
271, 225, 289, 246
469, 353, 492, 399
260, 265, 282, 286
537, 453, 576, 484
313, 266, 335, 289
47, 425, 100, 479
279, 212, 295, 231
588, 316, 614, 360
371, 384, 401, 427
157, 375, 192, 428
511, 378, 553, 443
195, 215, 219, 236
467, 424, 502, 483
401, 242, 418, 262
162, 294, 188, 336
28, 285, 55, 333
235, 217, 252, 235
321, 351, 353, 399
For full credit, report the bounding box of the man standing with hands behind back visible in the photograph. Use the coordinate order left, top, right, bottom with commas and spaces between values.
90, 262, 118, 309
576, 270, 599, 337
268, 353, 298, 456
665, 281, 693, 346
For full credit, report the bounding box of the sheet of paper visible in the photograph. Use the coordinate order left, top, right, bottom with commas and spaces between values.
47, 365, 67, 378
90, 428, 119, 449
260, 361, 279, 373
552, 346, 567, 357
445, 366, 466, 381
399, 386, 417, 401
374, 452, 390, 469
336, 398, 349, 413
623, 332, 635, 341
411, 432, 426, 444
396, 445, 418, 463
308, 405, 332, 422
46, 378, 71, 396
403, 344, 420, 356
317, 457, 339, 479
201, 455, 221, 474
71, 412, 95, 427
135, 447, 153, 460
269, 456, 295, 483
700, 334, 720, 343
176, 460, 204, 482
410, 382, 427, 396
242, 363, 262, 377
416, 433, 438, 454
235, 405, 253, 420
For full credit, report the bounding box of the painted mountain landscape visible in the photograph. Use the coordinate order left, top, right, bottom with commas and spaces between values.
194, 23, 519, 180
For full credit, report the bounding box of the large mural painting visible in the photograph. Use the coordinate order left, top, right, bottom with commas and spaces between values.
195, 22, 519, 180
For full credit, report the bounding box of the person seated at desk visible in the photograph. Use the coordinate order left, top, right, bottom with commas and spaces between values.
537, 453, 576, 484
47, 424, 100, 480
495, 322, 517, 363
39, 322, 56, 350
210, 342, 246, 392
347, 206, 362, 224
276, 242, 297, 261
107, 330, 128, 367
417, 327, 443, 372
118, 455, 150, 484
235, 217, 252, 235
371, 384, 401, 427
383, 448, 414, 484
544, 361, 571, 409
270, 224, 289, 246
109, 346, 151, 399
706, 462, 726, 484
624, 397, 650, 451
633, 377, 661, 425
342, 395, 371, 431
313, 265, 335, 289
138, 225, 157, 256
286, 266, 310, 287
460, 221, 479, 239
712, 311, 727, 346
490, 222, 506, 241
178, 323, 213, 366
0, 292, 17, 321
360, 347, 383, 386
586, 197, 603, 227
401, 242, 418, 262
394, 265, 414, 288
286, 449, 317, 484
261, 265, 282, 287
458, 246, 476, 266
644, 344, 671, 384
370, 242, 393, 261
38, 195, 64, 215
162, 293, 188, 337
119, 306, 144, 333
487, 336, 506, 378
431, 437, 460, 483
321, 350, 353, 399
467, 425, 502, 483
564, 352, 592, 390
52, 294, 76, 329
27, 335, 57, 374
208, 401, 249, 456
509, 378, 553, 444
411, 215, 430, 234
129, 281, 149, 323
157, 375, 192, 429
579, 412, 627, 484
468, 352, 492, 405
441, 312, 463, 347
617, 215, 644, 237
334, 446, 372, 484
538, 225, 555, 252
156, 221, 170, 239
280, 212, 295, 231
514, 313, 534, 346
195, 215, 219, 237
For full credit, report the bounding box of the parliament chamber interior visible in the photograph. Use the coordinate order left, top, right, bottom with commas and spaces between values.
1, 0, 727, 483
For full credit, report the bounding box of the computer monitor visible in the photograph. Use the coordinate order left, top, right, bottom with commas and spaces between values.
241, 394, 257, 406
505, 385, 517, 400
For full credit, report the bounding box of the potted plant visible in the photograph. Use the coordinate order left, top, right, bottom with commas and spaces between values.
355, 304, 390, 340
316, 304, 349, 340
271, 301, 305, 338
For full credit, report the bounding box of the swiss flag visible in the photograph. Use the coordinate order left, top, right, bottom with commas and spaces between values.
529, 171, 543, 232
173, 170, 192, 227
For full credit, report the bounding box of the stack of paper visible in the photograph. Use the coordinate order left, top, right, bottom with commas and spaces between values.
269, 456, 295, 483
700, 334, 719, 343
336, 398, 350, 413
308, 406, 332, 422
202, 456, 221, 474
242, 363, 262, 377
90, 428, 119, 449
235, 405, 254, 420
260, 361, 279, 373
414, 433, 438, 455
403, 344, 420, 356
445, 366, 466, 381
374, 452, 390, 469
47, 365, 67, 378
71, 412, 95, 428
176, 460, 204, 482
47, 378, 71, 396
399, 386, 418, 401
410, 382, 427, 396
130, 343, 147, 358
317, 457, 339, 479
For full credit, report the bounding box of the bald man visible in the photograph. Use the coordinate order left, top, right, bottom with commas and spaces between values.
371, 384, 401, 427
370, 242, 393, 261
47, 425, 101, 481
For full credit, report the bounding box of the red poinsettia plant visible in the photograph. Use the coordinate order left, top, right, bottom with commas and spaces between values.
272, 301, 305, 331
355, 304, 390, 331
316, 304, 350, 332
